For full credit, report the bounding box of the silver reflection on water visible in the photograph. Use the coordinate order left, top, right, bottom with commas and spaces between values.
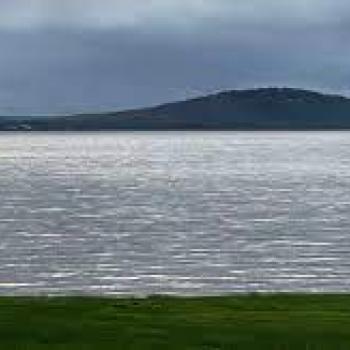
1, 131, 350, 295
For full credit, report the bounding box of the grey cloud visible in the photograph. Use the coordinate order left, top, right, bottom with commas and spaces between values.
0, 1, 349, 115
0, 0, 348, 29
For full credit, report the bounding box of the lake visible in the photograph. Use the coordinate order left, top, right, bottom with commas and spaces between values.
1, 131, 350, 295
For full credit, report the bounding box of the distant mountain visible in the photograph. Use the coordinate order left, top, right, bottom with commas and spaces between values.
3, 88, 350, 130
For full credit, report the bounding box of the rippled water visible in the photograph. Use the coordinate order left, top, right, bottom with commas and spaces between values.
1, 131, 350, 295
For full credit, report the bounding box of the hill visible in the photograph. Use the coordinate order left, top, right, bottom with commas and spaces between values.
2, 88, 350, 130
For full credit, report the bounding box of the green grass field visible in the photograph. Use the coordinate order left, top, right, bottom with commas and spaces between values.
1, 294, 350, 349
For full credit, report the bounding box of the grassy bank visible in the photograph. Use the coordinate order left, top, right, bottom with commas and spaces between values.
1, 294, 350, 349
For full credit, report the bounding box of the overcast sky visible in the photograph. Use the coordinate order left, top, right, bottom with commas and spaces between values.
0, 0, 349, 115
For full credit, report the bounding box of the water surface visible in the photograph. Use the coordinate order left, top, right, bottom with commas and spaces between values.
1, 131, 350, 295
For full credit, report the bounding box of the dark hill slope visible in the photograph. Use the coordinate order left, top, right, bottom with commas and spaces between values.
3, 88, 350, 130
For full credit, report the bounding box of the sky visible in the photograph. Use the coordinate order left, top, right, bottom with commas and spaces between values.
0, 0, 349, 115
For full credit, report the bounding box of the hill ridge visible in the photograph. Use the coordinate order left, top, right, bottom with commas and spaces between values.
2, 87, 350, 130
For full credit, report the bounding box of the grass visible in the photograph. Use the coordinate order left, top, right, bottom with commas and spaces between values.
1, 294, 350, 349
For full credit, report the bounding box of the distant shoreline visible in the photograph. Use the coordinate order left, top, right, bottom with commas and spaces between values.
2, 87, 350, 131
2, 128, 350, 132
